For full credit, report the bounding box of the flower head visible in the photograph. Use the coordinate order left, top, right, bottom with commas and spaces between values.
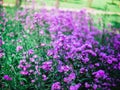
59, 65, 70, 72
51, 82, 61, 90
93, 70, 106, 79
3, 75, 12, 81
70, 83, 81, 90
16, 46, 23, 52
41, 61, 52, 71
28, 49, 34, 55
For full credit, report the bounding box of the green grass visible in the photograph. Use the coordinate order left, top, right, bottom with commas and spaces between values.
4, 0, 120, 12
92, 14, 120, 29
5, 6, 17, 15
4, 0, 16, 4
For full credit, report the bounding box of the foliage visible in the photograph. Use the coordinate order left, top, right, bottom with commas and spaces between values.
0, 7, 120, 90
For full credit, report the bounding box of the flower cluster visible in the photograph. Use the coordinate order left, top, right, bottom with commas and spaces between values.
3, 75, 12, 81
2, 8, 120, 90
51, 82, 61, 90
0, 38, 4, 58
0, 8, 5, 59
15, 9, 120, 90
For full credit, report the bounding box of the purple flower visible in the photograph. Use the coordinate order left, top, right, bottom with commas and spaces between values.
82, 50, 96, 56
85, 82, 90, 88
93, 70, 106, 79
28, 49, 34, 55
79, 44, 92, 51
107, 59, 112, 64
113, 34, 120, 50
80, 67, 86, 74
0, 52, 4, 58
64, 77, 70, 83
95, 63, 100, 67
0, 38, 3, 46
16, 46, 23, 52
47, 50, 54, 56
41, 43, 46, 47
82, 58, 89, 63
39, 30, 44, 35
42, 74, 47, 81
93, 84, 97, 90
3, 75, 12, 81
64, 72, 76, 83
20, 70, 28, 75
33, 55, 38, 58
70, 83, 81, 90
59, 65, 70, 72
29, 58, 35, 62
51, 82, 61, 90
68, 73, 76, 80
31, 79, 35, 83
41, 61, 52, 71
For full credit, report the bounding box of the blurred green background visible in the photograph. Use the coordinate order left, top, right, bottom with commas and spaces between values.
3, 0, 120, 28
3, 0, 120, 12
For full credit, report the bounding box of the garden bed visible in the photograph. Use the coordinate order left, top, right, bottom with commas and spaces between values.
0, 7, 120, 90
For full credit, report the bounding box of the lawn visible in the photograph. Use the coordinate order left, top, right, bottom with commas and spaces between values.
4, 0, 120, 12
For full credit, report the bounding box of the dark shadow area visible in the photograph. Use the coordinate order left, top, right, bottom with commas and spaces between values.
111, 21, 120, 28
91, 6, 106, 11
109, 14, 120, 28
107, 2, 117, 5
111, 86, 120, 90
60, 0, 82, 4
